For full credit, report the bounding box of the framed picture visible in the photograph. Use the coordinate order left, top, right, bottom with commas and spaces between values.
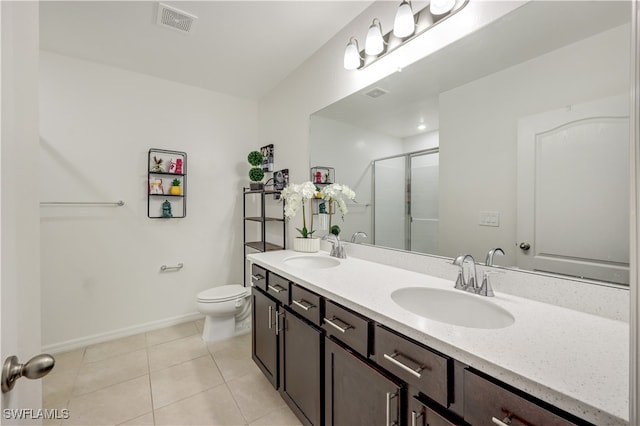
261, 144, 274, 172
273, 168, 289, 199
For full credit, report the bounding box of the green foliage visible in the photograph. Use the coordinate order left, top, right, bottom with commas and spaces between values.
171, 179, 181, 186
296, 227, 315, 238
249, 167, 265, 182
247, 151, 263, 166
330, 225, 341, 236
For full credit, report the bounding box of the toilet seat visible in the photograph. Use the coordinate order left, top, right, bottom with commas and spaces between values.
197, 285, 249, 303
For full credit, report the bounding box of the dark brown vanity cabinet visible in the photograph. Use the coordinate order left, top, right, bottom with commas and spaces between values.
325, 337, 404, 426
250, 265, 593, 426
251, 286, 279, 388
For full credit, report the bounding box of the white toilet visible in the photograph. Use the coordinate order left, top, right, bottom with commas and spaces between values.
196, 284, 251, 342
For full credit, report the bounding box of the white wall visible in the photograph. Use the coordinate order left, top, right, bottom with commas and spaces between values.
309, 115, 402, 239
438, 24, 630, 264
403, 130, 439, 153
39, 52, 258, 351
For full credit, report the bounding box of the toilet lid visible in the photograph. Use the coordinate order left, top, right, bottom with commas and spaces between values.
197, 285, 249, 303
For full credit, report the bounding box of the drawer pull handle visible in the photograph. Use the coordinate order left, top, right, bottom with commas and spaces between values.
383, 352, 425, 378
275, 312, 284, 336
410, 410, 424, 426
324, 317, 353, 333
251, 274, 264, 281
292, 299, 316, 311
492, 416, 512, 426
386, 392, 398, 426
268, 284, 286, 293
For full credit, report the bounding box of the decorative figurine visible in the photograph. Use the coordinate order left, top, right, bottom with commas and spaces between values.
168, 159, 176, 174
175, 158, 183, 174
162, 200, 173, 218
150, 178, 163, 194
151, 156, 164, 172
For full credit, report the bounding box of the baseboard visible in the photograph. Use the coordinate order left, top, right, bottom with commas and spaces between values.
43, 312, 204, 354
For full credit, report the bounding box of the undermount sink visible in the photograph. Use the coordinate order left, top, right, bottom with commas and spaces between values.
391, 287, 515, 329
283, 255, 341, 269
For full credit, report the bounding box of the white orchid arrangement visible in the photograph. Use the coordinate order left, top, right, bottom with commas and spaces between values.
280, 181, 318, 238
320, 183, 357, 233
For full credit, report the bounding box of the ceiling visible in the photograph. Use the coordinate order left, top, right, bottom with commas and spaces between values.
39, 1, 373, 100
314, 1, 631, 139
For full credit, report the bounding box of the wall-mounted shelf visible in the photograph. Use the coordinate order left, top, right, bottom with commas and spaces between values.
148, 148, 187, 219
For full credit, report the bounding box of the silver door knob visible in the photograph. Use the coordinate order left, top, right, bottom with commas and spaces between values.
1, 354, 55, 393
519, 242, 531, 251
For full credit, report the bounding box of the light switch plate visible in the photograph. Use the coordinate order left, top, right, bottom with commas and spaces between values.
479, 211, 500, 227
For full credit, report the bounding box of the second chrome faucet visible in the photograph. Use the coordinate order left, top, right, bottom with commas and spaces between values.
452, 251, 498, 297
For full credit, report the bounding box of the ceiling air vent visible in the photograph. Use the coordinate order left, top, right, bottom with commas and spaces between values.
365, 87, 389, 98
156, 3, 198, 34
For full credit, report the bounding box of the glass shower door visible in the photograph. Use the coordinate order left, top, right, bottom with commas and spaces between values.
409, 152, 439, 254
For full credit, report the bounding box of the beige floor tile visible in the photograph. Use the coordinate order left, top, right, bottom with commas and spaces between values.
64, 375, 152, 425
227, 369, 286, 423
84, 333, 147, 363
146, 321, 198, 347
249, 406, 302, 426
207, 332, 251, 356
43, 369, 77, 409
148, 334, 209, 371
73, 349, 148, 396
118, 412, 154, 425
154, 384, 246, 425
211, 346, 256, 382
150, 355, 224, 408
51, 348, 85, 374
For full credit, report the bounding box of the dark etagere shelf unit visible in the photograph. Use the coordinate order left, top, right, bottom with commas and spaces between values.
243, 188, 286, 281
148, 148, 187, 219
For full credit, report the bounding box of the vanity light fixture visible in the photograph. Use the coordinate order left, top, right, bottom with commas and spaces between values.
365, 18, 385, 56
344, 37, 363, 70
343, 0, 468, 70
393, 0, 415, 38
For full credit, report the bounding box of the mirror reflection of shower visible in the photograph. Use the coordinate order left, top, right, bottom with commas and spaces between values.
373, 148, 439, 253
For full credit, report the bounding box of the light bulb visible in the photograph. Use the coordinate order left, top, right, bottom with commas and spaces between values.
343, 38, 362, 70
365, 19, 385, 56
393, 1, 415, 38
430, 0, 455, 16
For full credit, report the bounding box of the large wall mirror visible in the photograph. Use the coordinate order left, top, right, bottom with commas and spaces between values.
310, 1, 631, 285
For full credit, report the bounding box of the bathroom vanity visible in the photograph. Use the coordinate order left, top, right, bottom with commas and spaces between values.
247, 250, 628, 426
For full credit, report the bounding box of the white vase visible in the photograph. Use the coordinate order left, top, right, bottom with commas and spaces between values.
293, 237, 320, 253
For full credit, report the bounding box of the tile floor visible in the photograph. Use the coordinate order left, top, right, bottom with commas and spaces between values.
43, 320, 301, 426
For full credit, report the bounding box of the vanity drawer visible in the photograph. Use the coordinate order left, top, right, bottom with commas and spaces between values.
323, 300, 371, 357
374, 324, 450, 408
464, 369, 579, 426
290, 284, 322, 326
266, 272, 290, 305
251, 264, 267, 291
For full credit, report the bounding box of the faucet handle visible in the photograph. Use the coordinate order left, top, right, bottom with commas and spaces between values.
454, 271, 466, 290
479, 272, 495, 297
465, 276, 477, 293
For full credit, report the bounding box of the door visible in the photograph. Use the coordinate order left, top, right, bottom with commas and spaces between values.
1, 0, 44, 418
410, 151, 439, 254
517, 95, 629, 284
325, 337, 404, 426
251, 288, 279, 388
373, 156, 407, 250
280, 308, 322, 425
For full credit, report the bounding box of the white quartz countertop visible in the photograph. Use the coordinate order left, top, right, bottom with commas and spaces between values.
247, 250, 629, 426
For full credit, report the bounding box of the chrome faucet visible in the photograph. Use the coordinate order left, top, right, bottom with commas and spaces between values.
452, 254, 478, 292
323, 234, 346, 259
350, 231, 368, 243
485, 247, 505, 266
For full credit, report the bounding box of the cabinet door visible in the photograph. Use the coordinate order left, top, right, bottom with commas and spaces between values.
409, 395, 463, 426
252, 288, 279, 388
325, 337, 404, 426
280, 308, 323, 425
